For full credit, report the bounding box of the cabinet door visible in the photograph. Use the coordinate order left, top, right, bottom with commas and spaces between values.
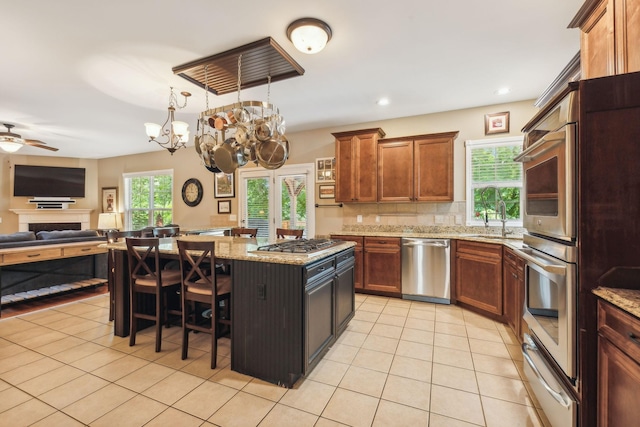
598, 337, 640, 427
354, 133, 379, 202
503, 258, 519, 333
414, 136, 454, 201
581, 0, 616, 78
616, 0, 640, 73
334, 129, 384, 203
455, 242, 503, 316
363, 237, 401, 295
378, 140, 414, 202
305, 275, 335, 369
335, 136, 355, 202
330, 235, 363, 289
335, 259, 355, 334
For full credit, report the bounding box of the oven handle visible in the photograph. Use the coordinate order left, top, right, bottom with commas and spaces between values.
522, 337, 572, 408
514, 129, 566, 162
517, 250, 566, 275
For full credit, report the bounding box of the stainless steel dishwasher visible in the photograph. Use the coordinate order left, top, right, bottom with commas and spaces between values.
401, 238, 450, 304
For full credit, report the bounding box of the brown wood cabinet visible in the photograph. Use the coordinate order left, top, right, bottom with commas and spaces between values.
455, 240, 503, 319
333, 128, 385, 203
330, 235, 364, 290
503, 247, 525, 341
363, 236, 401, 295
377, 132, 458, 202
571, 0, 640, 78
597, 300, 640, 426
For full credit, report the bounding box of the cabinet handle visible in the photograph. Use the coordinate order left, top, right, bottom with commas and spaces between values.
28, 254, 41, 258
512, 272, 518, 279
628, 332, 640, 346
317, 267, 326, 272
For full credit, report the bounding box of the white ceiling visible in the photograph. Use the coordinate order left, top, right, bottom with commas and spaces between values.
2, 0, 582, 159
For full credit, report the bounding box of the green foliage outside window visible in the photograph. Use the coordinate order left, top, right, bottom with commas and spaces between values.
127, 173, 173, 230
470, 143, 522, 222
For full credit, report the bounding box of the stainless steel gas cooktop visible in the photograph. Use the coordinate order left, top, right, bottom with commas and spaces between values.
256, 239, 339, 254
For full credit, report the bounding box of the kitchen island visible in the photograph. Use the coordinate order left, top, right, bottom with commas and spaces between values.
106, 235, 356, 387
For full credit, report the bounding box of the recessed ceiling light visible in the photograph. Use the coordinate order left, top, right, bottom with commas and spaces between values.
495, 87, 511, 95
377, 98, 389, 106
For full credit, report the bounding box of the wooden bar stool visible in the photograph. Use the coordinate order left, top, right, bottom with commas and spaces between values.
126, 237, 182, 352
230, 227, 258, 237
178, 240, 231, 369
276, 228, 304, 239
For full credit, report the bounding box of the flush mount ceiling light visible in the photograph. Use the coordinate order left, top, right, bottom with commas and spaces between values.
287, 18, 332, 54
144, 87, 191, 155
495, 87, 511, 95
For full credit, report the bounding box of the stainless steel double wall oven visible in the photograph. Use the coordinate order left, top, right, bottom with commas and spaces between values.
515, 86, 579, 427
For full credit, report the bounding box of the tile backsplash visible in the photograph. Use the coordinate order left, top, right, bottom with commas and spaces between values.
342, 201, 467, 227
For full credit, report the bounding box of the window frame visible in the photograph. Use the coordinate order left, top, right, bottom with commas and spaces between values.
465, 136, 523, 227
123, 169, 174, 230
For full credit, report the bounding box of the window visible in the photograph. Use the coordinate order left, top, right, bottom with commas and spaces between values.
123, 169, 173, 230
465, 136, 523, 226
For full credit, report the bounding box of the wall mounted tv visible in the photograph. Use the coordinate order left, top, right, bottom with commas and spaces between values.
13, 165, 86, 198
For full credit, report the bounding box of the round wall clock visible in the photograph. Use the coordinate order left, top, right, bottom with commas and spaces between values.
182, 178, 203, 207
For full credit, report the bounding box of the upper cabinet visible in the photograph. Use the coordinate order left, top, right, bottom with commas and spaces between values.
333, 128, 385, 203
377, 131, 458, 202
570, 0, 640, 78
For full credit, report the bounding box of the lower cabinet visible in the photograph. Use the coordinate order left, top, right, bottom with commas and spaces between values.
305, 272, 335, 369
331, 235, 363, 289
332, 235, 401, 296
455, 240, 503, 318
232, 248, 355, 387
363, 236, 402, 296
503, 247, 525, 341
597, 299, 640, 426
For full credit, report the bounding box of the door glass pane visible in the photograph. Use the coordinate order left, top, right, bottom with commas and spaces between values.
245, 177, 270, 237
527, 267, 559, 345
279, 174, 307, 237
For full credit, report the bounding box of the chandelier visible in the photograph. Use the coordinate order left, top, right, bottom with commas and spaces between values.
144, 87, 191, 155
195, 56, 289, 174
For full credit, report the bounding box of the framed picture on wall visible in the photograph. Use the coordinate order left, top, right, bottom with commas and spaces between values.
218, 200, 231, 214
214, 172, 235, 198
319, 184, 336, 199
315, 157, 336, 182
102, 187, 117, 212
484, 111, 510, 135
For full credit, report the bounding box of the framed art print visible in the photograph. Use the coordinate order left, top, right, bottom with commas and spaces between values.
484, 111, 510, 135
102, 187, 117, 212
319, 184, 336, 199
218, 200, 231, 214
214, 172, 235, 198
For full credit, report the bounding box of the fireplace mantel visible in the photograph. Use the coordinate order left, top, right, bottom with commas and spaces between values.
10, 209, 93, 232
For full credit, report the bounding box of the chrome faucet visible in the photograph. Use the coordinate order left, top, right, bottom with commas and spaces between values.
480, 186, 513, 238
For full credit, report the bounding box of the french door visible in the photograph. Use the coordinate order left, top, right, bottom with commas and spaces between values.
238, 163, 315, 240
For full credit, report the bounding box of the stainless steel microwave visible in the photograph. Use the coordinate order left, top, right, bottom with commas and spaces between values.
516, 90, 578, 243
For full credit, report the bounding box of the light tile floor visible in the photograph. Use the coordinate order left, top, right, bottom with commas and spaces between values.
0, 293, 550, 426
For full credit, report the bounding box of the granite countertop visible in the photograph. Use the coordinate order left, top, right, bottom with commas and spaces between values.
103, 235, 356, 266
330, 229, 525, 250
593, 287, 640, 318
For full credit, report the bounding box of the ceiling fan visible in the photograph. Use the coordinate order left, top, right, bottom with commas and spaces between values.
0, 123, 59, 153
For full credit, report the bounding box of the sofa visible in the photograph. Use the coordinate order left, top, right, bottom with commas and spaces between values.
0, 230, 108, 308
0, 229, 105, 249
